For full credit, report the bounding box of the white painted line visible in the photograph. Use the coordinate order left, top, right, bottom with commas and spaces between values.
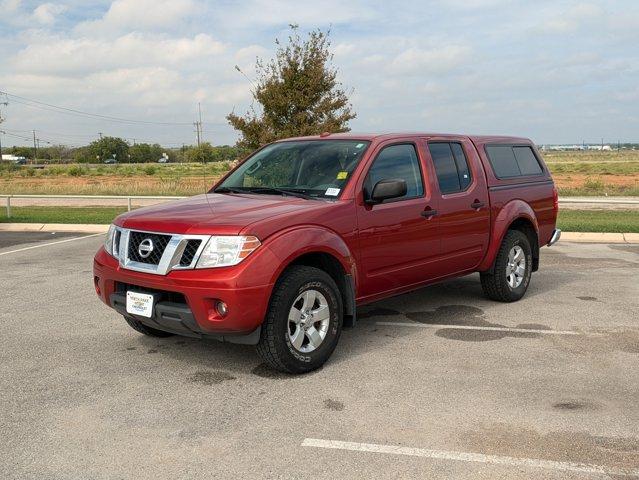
0, 233, 103, 257
376, 322, 582, 336
302, 438, 639, 477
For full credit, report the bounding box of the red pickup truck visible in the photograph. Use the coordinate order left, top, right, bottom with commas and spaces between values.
94, 133, 560, 373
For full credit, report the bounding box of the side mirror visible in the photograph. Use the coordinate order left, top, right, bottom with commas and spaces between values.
367, 179, 407, 204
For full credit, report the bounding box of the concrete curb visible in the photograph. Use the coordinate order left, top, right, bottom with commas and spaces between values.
0, 223, 109, 233
560, 231, 639, 244
1, 223, 638, 244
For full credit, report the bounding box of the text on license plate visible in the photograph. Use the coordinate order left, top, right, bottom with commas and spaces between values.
126, 291, 154, 318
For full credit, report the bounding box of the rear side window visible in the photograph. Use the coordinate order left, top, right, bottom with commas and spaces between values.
428, 142, 472, 194
366, 144, 424, 200
513, 146, 543, 175
485, 145, 543, 178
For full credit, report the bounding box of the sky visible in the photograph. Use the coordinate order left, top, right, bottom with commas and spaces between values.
0, 0, 638, 148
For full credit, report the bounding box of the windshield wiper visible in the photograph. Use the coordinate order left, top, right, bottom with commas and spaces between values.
243, 187, 316, 200
214, 187, 247, 194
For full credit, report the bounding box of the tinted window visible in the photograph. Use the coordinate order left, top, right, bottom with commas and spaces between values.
485, 145, 544, 178
485, 145, 521, 178
427, 142, 474, 194
366, 144, 424, 200
450, 143, 472, 190
513, 146, 543, 175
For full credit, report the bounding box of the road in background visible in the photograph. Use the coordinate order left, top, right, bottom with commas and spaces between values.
2, 195, 639, 209
0, 235, 637, 479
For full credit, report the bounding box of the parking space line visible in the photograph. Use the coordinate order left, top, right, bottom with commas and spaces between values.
376, 322, 583, 336
301, 438, 638, 477
0, 233, 103, 257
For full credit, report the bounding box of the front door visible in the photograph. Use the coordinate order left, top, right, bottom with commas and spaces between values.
355, 141, 440, 300
424, 137, 490, 273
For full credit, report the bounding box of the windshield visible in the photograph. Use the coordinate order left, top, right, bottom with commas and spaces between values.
215, 140, 371, 199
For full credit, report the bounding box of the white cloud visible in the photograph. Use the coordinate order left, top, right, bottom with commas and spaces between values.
1, 0, 21, 12
32, 3, 67, 25
11, 33, 225, 74
390, 45, 471, 74
75, 0, 197, 34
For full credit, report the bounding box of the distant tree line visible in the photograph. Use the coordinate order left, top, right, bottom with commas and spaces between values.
6, 137, 250, 164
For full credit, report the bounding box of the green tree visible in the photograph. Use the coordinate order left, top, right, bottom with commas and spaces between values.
185, 142, 216, 163
129, 143, 165, 163
227, 26, 356, 150
88, 136, 129, 163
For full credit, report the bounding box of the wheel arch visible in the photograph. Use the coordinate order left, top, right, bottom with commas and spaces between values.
479, 199, 540, 273
262, 227, 357, 326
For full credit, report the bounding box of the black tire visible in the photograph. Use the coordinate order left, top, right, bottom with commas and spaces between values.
123, 315, 174, 337
256, 265, 343, 374
480, 230, 533, 302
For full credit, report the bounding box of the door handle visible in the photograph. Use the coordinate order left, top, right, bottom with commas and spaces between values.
471, 201, 485, 209
421, 209, 437, 218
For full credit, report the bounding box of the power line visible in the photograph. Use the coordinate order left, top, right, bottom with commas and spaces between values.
0, 90, 227, 127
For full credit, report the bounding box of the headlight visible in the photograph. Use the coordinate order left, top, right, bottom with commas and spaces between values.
104, 224, 119, 258
196, 236, 261, 268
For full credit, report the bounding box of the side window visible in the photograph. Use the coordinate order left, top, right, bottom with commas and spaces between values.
428, 142, 473, 194
486, 145, 543, 178
513, 146, 543, 175
366, 144, 424, 200
485, 145, 520, 178
451, 143, 472, 190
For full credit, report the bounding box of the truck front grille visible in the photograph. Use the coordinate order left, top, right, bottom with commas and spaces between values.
113, 227, 210, 275
180, 239, 202, 266
128, 231, 172, 265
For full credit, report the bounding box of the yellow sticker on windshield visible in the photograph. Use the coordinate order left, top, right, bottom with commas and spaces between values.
337, 171, 348, 180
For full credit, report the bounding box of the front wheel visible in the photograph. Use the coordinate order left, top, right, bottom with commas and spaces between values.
256, 266, 343, 374
480, 230, 533, 302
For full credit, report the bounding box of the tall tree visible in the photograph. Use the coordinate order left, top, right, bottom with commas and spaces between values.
88, 136, 129, 163
227, 26, 356, 150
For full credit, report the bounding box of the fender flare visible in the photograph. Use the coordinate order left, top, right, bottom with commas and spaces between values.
262, 225, 356, 287
478, 199, 539, 272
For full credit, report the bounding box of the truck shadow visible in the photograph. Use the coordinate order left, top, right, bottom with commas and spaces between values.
130, 267, 576, 378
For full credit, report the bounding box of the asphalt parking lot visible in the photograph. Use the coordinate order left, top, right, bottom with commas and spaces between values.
1, 233, 638, 479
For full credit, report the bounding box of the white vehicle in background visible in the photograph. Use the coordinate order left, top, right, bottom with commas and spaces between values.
1, 154, 27, 165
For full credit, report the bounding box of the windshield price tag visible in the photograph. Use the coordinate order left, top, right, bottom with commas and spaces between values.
325, 188, 340, 196
336, 171, 348, 180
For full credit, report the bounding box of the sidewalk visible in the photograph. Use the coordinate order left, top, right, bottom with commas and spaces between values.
1, 223, 638, 244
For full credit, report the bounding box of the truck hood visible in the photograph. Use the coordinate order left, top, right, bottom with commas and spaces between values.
116, 193, 334, 236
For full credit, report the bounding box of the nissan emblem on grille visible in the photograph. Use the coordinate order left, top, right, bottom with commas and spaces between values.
138, 238, 154, 259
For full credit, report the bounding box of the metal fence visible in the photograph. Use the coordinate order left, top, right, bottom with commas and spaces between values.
1, 194, 639, 219
1, 194, 186, 218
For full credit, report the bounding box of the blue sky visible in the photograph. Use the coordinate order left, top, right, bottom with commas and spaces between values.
0, 0, 638, 147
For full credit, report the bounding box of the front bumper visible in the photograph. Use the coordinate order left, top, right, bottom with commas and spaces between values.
93, 247, 273, 338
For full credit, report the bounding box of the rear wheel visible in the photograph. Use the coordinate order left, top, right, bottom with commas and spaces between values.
123, 315, 174, 337
480, 230, 533, 302
256, 266, 343, 374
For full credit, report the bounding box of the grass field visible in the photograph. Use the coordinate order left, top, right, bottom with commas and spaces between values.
1, 150, 638, 196
2, 206, 638, 233
0, 207, 127, 224
556, 209, 639, 233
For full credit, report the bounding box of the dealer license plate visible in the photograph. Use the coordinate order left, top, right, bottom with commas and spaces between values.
126, 291, 154, 318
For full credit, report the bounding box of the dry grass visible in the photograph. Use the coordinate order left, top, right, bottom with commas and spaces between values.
2, 151, 639, 196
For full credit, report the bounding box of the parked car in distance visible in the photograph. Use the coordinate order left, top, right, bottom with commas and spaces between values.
103, 158, 117, 164
94, 133, 560, 373
157, 157, 169, 163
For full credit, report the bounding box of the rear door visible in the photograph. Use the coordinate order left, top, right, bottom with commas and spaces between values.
423, 137, 490, 273
355, 140, 440, 299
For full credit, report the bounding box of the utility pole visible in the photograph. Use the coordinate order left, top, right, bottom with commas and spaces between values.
33, 130, 37, 161
0, 95, 7, 161
194, 103, 203, 147
98, 132, 103, 140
